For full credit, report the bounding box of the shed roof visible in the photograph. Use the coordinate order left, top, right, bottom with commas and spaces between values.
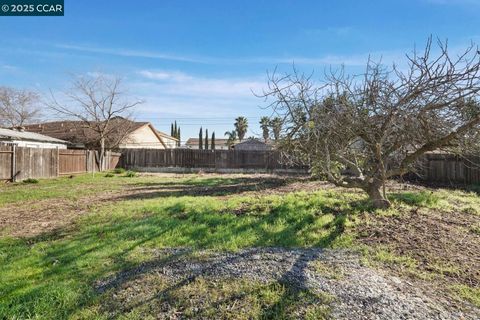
0, 128, 68, 144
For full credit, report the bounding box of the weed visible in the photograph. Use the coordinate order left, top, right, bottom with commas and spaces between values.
22, 178, 39, 184
124, 170, 137, 178
114, 168, 126, 174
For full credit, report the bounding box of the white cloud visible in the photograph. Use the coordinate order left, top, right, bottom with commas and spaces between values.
55, 44, 207, 63
138, 70, 193, 82
135, 70, 266, 98
1, 64, 18, 71
55, 42, 403, 67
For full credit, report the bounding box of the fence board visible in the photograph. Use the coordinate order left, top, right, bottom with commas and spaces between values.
0, 143, 120, 181
0, 144, 13, 180
119, 149, 305, 172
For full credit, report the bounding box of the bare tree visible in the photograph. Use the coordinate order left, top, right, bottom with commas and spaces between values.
0, 87, 41, 127
260, 38, 480, 208
47, 74, 142, 170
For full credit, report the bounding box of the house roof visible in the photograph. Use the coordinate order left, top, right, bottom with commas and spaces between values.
186, 138, 232, 145
22, 118, 164, 148
234, 139, 268, 146
0, 128, 68, 144
156, 130, 179, 141
232, 139, 272, 150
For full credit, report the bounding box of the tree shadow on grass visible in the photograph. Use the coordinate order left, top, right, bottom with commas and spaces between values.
0, 186, 367, 319
116, 176, 291, 200
97, 248, 331, 319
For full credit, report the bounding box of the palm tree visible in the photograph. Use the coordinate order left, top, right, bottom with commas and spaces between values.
259, 116, 270, 142
234, 116, 248, 141
271, 117, 282, 141
224, 130, 237, 148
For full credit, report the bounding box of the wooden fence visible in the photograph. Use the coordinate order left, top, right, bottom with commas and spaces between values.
0, 144, 120, 181
119, 149, 306, 172
417, 153, 480, 184
119, 149, 480, 184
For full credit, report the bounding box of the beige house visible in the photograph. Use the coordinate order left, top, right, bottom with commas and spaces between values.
24, 119, 177, 150
156, 130, 179, 148
117, 123, 178, 149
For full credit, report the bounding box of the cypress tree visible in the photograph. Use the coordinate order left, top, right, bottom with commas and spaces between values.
205, 129, 209, 150
211, 132, 215, 150
177, 127, 181, 147
174, 121, 178, 138
199, 127, 203, 149
171, 123, 174, 137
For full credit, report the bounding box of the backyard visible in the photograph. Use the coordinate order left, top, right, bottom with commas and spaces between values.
0, 172, 479, 319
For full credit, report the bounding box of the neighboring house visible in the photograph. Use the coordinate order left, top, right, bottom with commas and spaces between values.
185, 138, 234, 150
0, 127, 68, 149
156, 130, 179, 148
232, 139, 272, 151
23, 118, 177, 150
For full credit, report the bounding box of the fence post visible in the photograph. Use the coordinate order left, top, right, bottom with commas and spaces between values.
11, 144, 16, 182
56, 147, 60, 177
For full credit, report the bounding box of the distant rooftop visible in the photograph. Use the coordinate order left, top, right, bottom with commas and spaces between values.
186, 138, 232, 145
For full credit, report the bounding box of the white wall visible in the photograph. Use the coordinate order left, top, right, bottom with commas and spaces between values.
1, 139, 67, 149
119, 125, 166, 149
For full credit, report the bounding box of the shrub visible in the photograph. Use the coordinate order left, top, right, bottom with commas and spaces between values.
104, 173, 115, 178
114, 168, 126, 174
22, 178, 39, 184
124, 170, 137, 178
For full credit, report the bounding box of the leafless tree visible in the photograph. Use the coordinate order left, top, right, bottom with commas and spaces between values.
0, 87, 41, 127
260, 38, 480, 208
47, 74, 142, 170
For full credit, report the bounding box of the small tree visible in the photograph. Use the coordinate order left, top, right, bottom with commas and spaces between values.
0, 87, 41, 127
211, 131, 215, 149
205, 129, 209, 150
46, 74, 142, 170
261, 38, 480, 208
260, 116, 270, 142
199, 127, 203, 150
234, 116, 248, 141
225, 130, 237, 148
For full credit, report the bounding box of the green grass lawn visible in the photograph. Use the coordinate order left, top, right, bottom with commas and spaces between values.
0, 173, 478, 319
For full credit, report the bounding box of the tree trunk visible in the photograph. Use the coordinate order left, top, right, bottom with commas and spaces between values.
365, 183, 391, 209
99, 137, 105, 171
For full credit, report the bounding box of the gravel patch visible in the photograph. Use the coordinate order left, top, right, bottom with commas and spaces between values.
96, 248, 479, 320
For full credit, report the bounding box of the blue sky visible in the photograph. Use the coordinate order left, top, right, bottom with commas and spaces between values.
1, 0, 480, 141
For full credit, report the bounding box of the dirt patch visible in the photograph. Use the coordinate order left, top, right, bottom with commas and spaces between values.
0, 190, 120, 238
357, 209, 480, 288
